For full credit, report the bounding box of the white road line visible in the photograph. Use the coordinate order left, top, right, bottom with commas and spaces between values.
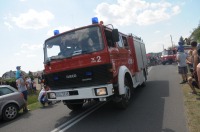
60, 102, 106, 132
51, 102, 106, 132
148, 66, 152, 73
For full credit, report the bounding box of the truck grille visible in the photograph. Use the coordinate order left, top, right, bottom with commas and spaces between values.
44, 64, 113, 90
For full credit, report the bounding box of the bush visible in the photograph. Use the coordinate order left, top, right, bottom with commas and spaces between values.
2, 78, 17, 89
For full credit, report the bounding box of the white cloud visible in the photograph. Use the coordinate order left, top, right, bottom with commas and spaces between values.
155, 30, 160, 34
4, 21, 13, 30
15, 43, 42, 57
146, 41, 164, 53
12, 9, 54, 29
21, 43, 42, 50
172, 6, 181, 15
27, 54, 37, 58
47, 26, 72, 37
95, 0, 181, 26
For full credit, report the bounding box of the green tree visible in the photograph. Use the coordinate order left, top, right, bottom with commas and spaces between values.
191, 26, 200, 43
28, 71, 34, 80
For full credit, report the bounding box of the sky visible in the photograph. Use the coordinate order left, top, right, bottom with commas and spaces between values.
0, 0, 200, 76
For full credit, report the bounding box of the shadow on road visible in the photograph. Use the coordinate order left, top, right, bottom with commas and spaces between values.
52, 80, 174, 132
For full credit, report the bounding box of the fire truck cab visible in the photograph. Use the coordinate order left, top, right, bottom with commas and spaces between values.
43, 17, 148, 110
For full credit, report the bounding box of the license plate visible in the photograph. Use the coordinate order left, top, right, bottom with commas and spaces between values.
56, 91, 69, 97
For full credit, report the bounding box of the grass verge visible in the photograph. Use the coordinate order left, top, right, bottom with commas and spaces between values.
27, 91, 42, 111
182, 84, 200, 132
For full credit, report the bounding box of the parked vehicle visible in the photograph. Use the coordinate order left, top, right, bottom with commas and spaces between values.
0, 85, 25, 121
43, 17, 148, 110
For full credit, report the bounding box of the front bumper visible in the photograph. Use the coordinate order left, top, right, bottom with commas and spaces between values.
47, 84, 114, 100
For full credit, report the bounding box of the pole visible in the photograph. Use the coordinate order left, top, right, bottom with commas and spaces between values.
170, 35, 173, 48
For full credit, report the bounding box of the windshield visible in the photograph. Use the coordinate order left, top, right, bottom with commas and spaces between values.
162, 50, 174, 56
44, 26, 104, 62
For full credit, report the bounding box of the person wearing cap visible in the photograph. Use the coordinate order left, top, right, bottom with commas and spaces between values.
176, 45, 188, 84
16, 66, 30, 112
15, 66, 22, 90
16, 66, 21, 79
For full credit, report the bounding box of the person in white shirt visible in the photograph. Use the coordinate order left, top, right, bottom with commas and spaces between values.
38, 85, 51, 106
176, 45, 188, 84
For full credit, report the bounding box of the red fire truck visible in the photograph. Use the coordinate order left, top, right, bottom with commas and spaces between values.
160, 49, 177, 65
43, 17, 148, 110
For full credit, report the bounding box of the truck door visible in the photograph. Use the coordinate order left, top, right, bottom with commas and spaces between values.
104, 29, 119, 77
120, 35, 134, 73
116, 34, 132, 72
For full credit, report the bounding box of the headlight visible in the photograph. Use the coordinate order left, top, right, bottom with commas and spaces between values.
94, 88, 107, 96
48, 92, 56, 99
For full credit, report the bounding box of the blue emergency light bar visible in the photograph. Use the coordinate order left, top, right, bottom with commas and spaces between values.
92, 17, 98, 24
54, 30, 59, 35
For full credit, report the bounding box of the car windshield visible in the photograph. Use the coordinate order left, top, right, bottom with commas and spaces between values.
162, 50, 174, 56
44, 26, 104, 62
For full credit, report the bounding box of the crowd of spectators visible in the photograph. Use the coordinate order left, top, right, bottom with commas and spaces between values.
177, 40, 200, 95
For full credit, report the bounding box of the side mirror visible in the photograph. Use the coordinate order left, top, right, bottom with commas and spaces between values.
112, 29, 119, 42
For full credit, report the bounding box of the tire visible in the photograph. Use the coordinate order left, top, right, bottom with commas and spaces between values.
2, 104, 18, 121
141, 70, 146, 87
116, 78, 132, 109
169, 60, 173, 64
66, 103, 83, 111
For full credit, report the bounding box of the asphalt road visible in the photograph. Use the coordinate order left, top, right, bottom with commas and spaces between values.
0, 65, 188, 132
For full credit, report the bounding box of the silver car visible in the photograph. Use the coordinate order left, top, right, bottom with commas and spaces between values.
0, 85, 26, 121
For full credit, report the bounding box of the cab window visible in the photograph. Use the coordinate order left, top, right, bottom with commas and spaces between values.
122, 36, 129, 48
117, 34, 124, 47
105, 30, 115, 47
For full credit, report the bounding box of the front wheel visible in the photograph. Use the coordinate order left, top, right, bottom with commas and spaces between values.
141, 70, 146, 87
64, 100, 84, 111
116, 78, 132, 109
2, 104, 18, 121
66, 103, 83, 111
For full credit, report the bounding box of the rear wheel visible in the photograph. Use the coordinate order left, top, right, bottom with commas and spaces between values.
117, 78, 132, 109
2, 104, 18, 121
